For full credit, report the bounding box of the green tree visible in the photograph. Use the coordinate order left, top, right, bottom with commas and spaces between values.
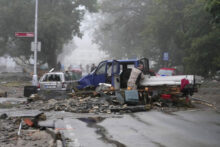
184, 0, 220, 76
94, 0, 219, 76
0, 0, 97, 67
94, 0, 156, 59
206, 0, 220, 23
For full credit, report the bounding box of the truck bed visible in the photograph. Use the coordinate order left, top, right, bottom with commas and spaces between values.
140, 75, 203, 87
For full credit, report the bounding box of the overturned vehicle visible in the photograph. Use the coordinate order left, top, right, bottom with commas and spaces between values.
75, 58, 203, 105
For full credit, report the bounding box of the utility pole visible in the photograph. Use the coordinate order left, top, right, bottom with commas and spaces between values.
32, 0, 38, 86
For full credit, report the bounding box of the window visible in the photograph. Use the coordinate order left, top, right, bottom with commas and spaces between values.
43, 74, 61, 81
96, 62, 107, 75
158, 70, 173, 76
106, 63, 112, 76
42, 75, 48, 82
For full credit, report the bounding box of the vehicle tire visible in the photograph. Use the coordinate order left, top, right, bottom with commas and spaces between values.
24, 86, 38, 97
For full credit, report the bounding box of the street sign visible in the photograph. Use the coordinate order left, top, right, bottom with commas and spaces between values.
31, 42, 41, 52
15, 32, 34, 37
163, 52, 169, 61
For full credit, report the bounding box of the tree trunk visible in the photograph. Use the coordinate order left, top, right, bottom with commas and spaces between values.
47, 50, 57, 69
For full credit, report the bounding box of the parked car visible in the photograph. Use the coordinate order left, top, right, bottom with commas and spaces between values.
68, 65, 82, 80
39, 72, 72, 91
157, 68, 177, 76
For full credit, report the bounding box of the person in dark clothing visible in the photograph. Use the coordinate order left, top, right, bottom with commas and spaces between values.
56, 62, 61, 71
90, 63, 96, 72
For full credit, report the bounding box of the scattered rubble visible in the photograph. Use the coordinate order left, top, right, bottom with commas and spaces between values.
21, 89, 195, 115
0, 72, 219, 146
0, 113, 55, 147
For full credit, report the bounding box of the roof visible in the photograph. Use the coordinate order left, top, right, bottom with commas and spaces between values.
106, 59, 139, 63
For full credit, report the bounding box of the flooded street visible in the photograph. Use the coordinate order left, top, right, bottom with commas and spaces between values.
24, 109, 219, 147
0, 72, 220, 147
0, 0, 219, 146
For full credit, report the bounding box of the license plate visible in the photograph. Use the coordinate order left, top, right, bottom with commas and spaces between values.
45, 85, 56, 88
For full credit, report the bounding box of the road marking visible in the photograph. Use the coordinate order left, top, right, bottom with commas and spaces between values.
65, 124, 81, 147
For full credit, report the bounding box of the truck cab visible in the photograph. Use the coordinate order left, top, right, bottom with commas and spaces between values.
77, 58, 149, 89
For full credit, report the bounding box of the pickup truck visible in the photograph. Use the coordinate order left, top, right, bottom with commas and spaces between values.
76, 58, 202, 100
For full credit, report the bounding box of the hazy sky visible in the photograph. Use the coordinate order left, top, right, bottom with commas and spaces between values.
58, 11, 108, 68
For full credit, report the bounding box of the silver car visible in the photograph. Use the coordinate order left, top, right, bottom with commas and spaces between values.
39, 72, 72, 91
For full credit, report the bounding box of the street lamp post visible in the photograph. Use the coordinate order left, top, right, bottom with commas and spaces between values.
32, 0, 38, 86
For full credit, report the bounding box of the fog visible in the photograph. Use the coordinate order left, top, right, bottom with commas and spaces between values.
58, 12, 108, 69
0, 55, 22, 73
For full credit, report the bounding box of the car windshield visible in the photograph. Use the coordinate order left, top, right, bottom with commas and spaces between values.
158, 69, 173, 76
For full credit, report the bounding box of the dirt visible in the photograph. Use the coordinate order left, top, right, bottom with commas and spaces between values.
0, 117, 55, 147
0, 73, 55, 147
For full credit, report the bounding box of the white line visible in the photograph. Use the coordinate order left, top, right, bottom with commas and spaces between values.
65, 124, 81, 147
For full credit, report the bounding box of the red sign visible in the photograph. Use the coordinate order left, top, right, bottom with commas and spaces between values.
15, 32, 34, 37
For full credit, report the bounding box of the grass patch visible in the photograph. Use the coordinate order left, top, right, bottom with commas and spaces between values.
0, 103, 19, 109
1, 82, 31, 87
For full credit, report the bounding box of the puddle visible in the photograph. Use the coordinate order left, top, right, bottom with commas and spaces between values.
78, 117, 105, 124
78, 117, 126, 147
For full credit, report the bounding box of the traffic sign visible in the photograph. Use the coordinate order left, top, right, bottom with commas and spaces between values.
31, 42, 41, 52
163, 52, 169, 61
15, 32, 34, 37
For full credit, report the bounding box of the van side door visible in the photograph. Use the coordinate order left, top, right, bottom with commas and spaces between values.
111, 60, 120, 89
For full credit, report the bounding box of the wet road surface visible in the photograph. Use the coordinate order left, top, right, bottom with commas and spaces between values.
51, 110, 220, 147
1, 104, 220, 147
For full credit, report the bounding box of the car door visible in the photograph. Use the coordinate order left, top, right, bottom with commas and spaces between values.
139, 58, 149, 75
111, 60, 120, 89
93, 61, 108, 86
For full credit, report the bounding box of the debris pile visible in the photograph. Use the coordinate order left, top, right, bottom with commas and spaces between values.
23, 90, 193, 114
0, 112, 54, 147
40, 96, 116, 113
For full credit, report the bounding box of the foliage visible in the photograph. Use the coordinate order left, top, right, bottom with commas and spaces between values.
94, 0, 219, 76
205, 0, 220, 23
0, 0, 97, 67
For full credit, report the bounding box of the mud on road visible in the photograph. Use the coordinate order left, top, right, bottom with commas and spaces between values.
0, 72, 220, 147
